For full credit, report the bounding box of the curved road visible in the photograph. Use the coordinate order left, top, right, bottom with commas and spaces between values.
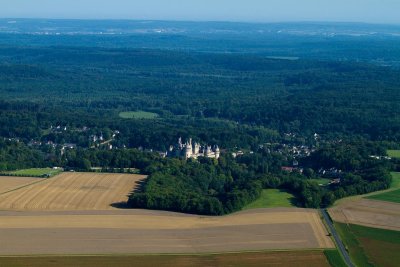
321, 209, 355, 267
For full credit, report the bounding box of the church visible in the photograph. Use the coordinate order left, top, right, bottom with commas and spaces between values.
168, 138, 220, 159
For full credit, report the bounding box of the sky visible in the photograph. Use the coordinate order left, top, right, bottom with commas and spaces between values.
0, 0, 400, 24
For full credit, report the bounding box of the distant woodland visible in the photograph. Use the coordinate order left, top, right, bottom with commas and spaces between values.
0, 31, 399, 214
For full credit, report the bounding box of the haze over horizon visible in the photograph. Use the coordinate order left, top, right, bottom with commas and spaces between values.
1, 0, 400, 25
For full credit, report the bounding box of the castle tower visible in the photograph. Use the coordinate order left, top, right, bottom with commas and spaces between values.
215, 145, 220, 159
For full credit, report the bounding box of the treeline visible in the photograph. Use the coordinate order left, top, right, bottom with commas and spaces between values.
128, 141, 393, 215
128, 156, 262, 215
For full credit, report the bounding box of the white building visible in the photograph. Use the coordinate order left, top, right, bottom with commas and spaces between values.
168, 138, 220, 159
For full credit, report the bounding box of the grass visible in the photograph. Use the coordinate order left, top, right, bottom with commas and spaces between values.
365, 172, 400, 203
387, 150, 400, 159
119, 111, 159, 119
334, 222, 400, 267
243, 189, 296, 209
0, 251, 331, 267
1, 168, 62, 177
323, 250, 347, 267
366, 188, 400, 203
334, 172, 400, 206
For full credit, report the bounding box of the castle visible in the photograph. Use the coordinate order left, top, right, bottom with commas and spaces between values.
168, 138, 220, 159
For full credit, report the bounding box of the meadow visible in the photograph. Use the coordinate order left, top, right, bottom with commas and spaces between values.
366, 172, 400, 203
243, 189, 295, 209
387, 150, 400, 158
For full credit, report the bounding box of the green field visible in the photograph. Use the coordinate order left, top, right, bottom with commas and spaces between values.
119, 111, 159, 119
366, 172, 400, 203
387, 150, 400, 158
0, 251, 331, 267
335, 222, 400, 267
323, 250, 347, 267
367, 189, 400, 203
243, 189, 295, 209
1, 168, 62, 178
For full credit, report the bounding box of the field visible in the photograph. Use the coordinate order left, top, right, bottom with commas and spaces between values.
335, 222, 400, 267
329, 198, 400, 231
367, 188, 400, 203
1, 168, 62, 177
388, 150, 400, 158
0, 172, 145, 211
0, 208, 333, 255
119, 111, 159, 119
0, 251, 330, 267
323, 250, 347, 267
0, 176, 42, 194
0, 172, 333, 256
243, 189, 295, 209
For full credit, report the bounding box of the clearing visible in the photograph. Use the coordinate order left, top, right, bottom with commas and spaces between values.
335, 222, 400, 267
387, 150, 400, 158
119, 111, 159, 119
0, 208, 333, 255
243, 189, 295, 209
0, 172, 145, 211
0, 250, 330, 267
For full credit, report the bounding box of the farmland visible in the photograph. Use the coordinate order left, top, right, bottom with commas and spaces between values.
0, 250, 330, 267
0, 171, 333, 255
335, 223, 400, 267
243, 189, 295, 209
0, 176, 42, 194
367, 189, 400, 203
0, 172, 145, 211
119, 111, 159, 119
0, 208, 333, 255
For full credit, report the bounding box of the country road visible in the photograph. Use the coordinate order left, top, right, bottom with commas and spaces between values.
321, 209, 355, 267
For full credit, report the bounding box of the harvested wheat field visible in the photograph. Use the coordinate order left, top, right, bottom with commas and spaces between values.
329, 198, 400, 231
0, 208, 333, 255
0, 172, 145, 211
0, 251, 330, 267
0, 176, 43, 194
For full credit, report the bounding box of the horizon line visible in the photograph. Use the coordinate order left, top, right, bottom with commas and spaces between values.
1, 17, 400, 27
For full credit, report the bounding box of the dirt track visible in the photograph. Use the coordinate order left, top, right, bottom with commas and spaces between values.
0, 172, 145, 211
329, 198, 400, 231
0, 208, 333, 255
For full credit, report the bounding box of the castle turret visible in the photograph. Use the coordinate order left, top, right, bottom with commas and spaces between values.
215, 145, 220, 159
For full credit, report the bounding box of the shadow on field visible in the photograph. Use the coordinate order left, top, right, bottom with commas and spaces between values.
110, 201, 130, 209
110, 178, 148, 209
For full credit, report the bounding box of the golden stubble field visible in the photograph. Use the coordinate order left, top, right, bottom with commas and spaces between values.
0, 172, 334, 255
0, 172, 145, 211
0, 176, 42, 194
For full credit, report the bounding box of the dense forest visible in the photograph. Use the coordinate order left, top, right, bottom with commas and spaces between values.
0, 25, 399, 214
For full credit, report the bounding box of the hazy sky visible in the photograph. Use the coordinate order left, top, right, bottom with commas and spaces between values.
1, 0, 400, 24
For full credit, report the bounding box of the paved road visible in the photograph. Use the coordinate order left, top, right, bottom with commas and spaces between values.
321, 209, 355, 267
